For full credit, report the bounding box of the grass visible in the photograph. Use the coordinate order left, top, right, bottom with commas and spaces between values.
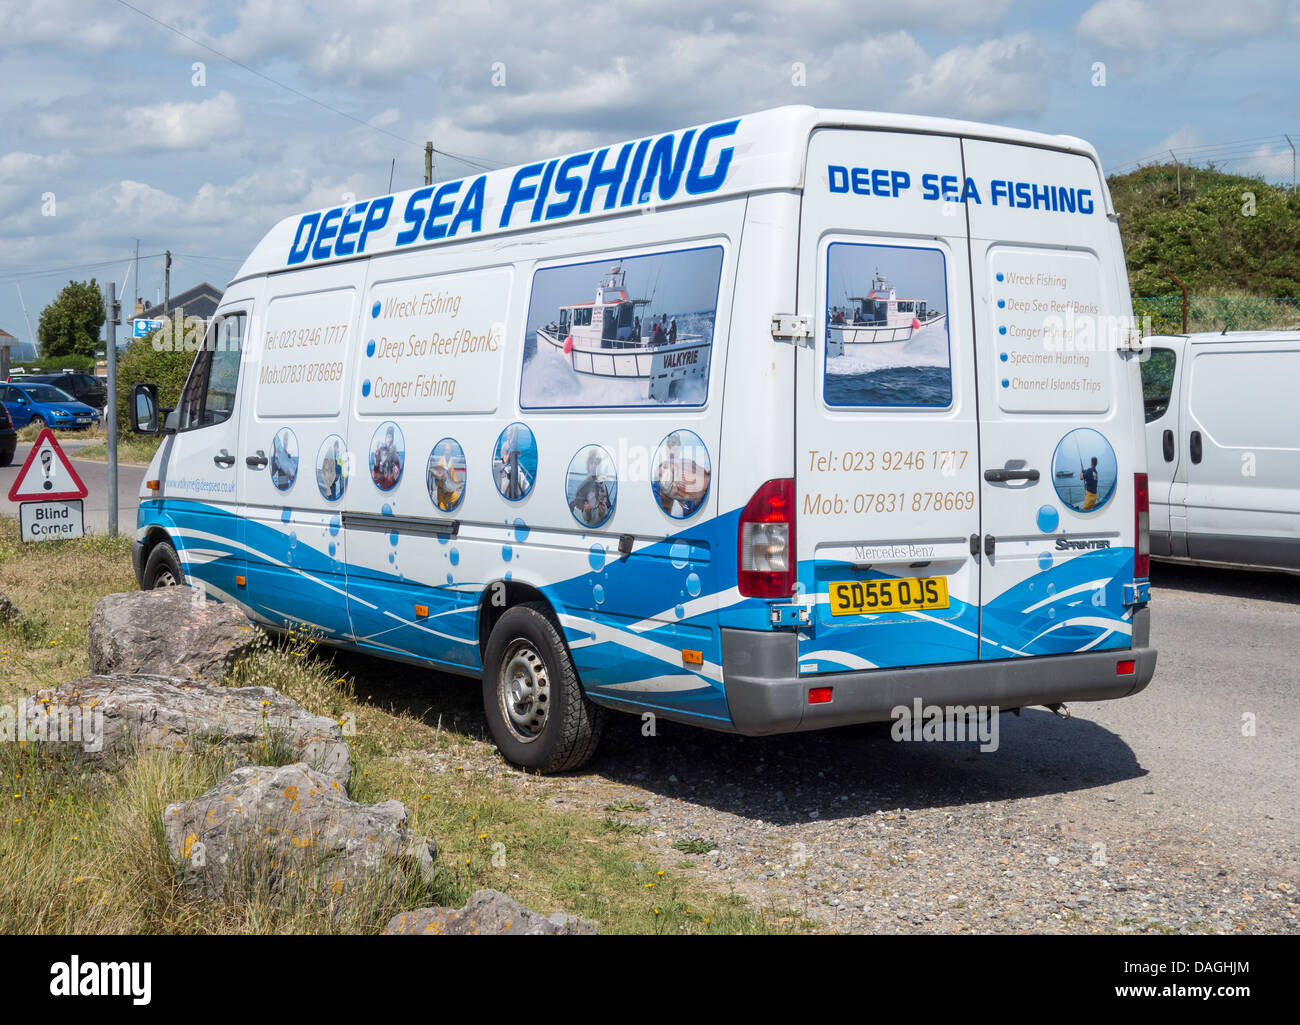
74, 433, 162, 466
0, 516, 802, 934
11, 423, 161, 467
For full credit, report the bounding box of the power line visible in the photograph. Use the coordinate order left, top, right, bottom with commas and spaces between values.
111, 0, 505, 176
0, 252, 168, 284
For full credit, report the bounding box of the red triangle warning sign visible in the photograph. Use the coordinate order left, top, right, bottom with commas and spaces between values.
7, 429, 89, 502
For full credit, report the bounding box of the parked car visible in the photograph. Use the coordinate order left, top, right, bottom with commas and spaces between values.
21, 371, 107, 411
1141, 330, 1300, 574
0, 400, 15, 465
0, 381, 101, 431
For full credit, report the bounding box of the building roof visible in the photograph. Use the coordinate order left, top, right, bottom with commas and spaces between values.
138, 282, 224, 321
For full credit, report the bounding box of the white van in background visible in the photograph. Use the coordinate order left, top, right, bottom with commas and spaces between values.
129, 105, 1156, 772
1141, 331, 1300, 574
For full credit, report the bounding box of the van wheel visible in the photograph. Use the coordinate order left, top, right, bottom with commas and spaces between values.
143, 542, 184, 589
482, 602, 602, 773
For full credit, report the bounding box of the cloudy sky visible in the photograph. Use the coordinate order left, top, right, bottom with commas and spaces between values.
1, 0, 1296, 348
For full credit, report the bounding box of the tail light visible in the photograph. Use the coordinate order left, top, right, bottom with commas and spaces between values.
738, 478, 795, 598
1134, 472, 1150, 579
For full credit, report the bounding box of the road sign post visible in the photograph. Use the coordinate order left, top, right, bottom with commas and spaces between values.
8, 428, 90, 542
106, 282, 120, 537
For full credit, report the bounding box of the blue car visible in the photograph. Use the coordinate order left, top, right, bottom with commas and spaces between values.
0, 381, 102, 431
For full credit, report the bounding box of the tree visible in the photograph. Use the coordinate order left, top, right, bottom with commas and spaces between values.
115, 329, 195, 434
38, 279, 105, 360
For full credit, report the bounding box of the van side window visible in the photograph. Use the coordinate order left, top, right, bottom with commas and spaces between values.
178, 312, 245, 430
1140, 348, 1176, 422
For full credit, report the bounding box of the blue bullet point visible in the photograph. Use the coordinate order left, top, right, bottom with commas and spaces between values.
997, 299, 1005, 308
366, 339, 376, 357
1001, 378, 1010, 388
361, 379, 371, 397
999, 325, 1007, 335
1000, 352, 1008, 362
370, 301, 381, 318
996, 272, 1004, 282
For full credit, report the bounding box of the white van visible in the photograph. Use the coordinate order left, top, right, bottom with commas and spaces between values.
130, 105, 1156, 772
1141, 331, 1300, 573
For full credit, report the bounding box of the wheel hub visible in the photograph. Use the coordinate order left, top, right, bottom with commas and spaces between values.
499, 641, 550, 740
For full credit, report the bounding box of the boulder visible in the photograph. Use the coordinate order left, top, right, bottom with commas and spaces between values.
163, 762, 436, 901
383, 889, 597, 935
32, 673, 349, 781
88, 588, 261, 683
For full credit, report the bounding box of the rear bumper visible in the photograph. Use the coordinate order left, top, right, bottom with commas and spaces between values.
721, 607, 1155, 735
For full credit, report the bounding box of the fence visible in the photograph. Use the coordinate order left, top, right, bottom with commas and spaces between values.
1134, 295, 1300, 335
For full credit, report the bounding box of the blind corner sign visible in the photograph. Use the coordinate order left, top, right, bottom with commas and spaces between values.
8, 428, 89, 503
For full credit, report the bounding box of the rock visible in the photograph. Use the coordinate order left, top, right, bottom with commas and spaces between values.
32, 674, 349, 781
88, 588, 261, 683
0, 589, 18, 623
164, 762, 436, 901
382, 890, 597, 935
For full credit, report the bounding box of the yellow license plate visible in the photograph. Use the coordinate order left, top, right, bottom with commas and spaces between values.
828, 576, 949, 616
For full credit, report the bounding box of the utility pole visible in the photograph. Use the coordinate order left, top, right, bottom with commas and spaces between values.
424, 141, 433, 186
133, 239, 140, 313
1286, 134, 1296, 193
163, 250, 172, 315
105, 283, 120, 537
1170, 150, 1181, 203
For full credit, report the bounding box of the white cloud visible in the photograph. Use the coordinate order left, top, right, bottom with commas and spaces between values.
901, 34, 1050, 120
1077, 0, 1297, 50
122, 91, 242, 149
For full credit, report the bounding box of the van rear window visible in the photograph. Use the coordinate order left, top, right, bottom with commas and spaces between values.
823, 241, 952, 408
519, 245, 723, 410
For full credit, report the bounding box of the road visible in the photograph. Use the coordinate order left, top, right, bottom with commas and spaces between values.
345, 559, 1300, 933
0, 440, 146, 535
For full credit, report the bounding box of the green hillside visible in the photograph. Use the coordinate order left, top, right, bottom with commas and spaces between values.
1107, 163, 1300, 297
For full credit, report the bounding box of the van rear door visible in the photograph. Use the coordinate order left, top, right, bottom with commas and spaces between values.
962, 138, 1137, 657
795, 129, 982, 674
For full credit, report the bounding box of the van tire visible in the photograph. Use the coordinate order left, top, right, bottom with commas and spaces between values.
482, 602, 602, 773
143, 541, 184, 589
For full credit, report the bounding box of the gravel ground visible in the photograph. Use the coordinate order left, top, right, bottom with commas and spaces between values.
351, 560, 1300, 934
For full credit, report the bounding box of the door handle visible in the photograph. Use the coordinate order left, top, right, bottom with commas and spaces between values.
969, 533, 980, 556
1189, 431, 1202, 464
1162, 429, 1175, 462
213, 450, 236, 467
246, 450, 268, 469
984, 467, 1040, 483
984, 534, 996, 556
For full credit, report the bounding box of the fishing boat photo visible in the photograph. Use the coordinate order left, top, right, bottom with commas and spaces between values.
827, 270, 948, 356
534, 264, 712, 402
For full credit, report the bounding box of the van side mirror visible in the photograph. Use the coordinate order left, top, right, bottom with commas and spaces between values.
130, 383, 160, 434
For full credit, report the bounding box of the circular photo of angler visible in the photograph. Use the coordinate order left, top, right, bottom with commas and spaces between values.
427, 437, 467, 513
269, 427, 299, 492
566, 445, 617, 528
1051, 427, 1118, 513
316, 435, 348, 502
369, 421, 405, 492
492, 422, 538, 502
651, 429, 711, 519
